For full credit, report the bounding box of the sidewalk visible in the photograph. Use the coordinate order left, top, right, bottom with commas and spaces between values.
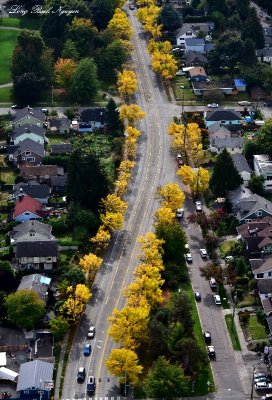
54, 332, 69, 400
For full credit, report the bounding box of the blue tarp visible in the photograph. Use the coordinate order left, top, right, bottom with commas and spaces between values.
234, 78, 246, 87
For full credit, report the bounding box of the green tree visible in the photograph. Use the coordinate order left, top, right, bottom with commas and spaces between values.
106, 98, 124, 134
69, 58, 100, 104
156, 221, 187, 264
248, 175, 265, 196
255, 118, 272, 156
67, 18, 98, 58
0, 261, 17, 291
5, 289, 45, 330
61, 39, 80, 61
157, 4, 181, 32
242, 7, 265, 49
259, 64, 272, 93
91, 0, 118, 30
172, 337, 208, 374
66, 148, 108, 214
227, 13, 242, 30
210, 149, 243, 196
170, 293, 193, 336
97, 40, 126, 82
49, 316, 68, 341
235, 0, 250, 19
148, 311, 170, 359
145, 356, 188, 398
61, 267, 86, 286
242, 38, 257, 67
66, 202, 99, 235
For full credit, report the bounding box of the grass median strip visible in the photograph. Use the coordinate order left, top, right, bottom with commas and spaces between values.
225, 314, 242, 351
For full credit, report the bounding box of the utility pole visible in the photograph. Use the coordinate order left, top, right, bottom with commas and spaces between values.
180, 85, 188, 165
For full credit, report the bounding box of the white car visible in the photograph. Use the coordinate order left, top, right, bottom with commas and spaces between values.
176, 208, 184, 218
185, 253, 192, 262
255, 382, 268, 391
176, 70, 185, 76
237, 101, 251, 106
200, 248, 208, 258
207, 103, 219, 108
214, 295, 221, 305
87, 326, 96, 339
185, 243, 189, 252
195, 200, 202, 212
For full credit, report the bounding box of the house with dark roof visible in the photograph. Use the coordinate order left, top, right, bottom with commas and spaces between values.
231, 154, 251, 186
50, 174, 67, 193
237, 217, 272, 257
257, 279, 272, 315
233, 194, 272, 224
79, 108, 106, 131
12, 107, 46, 128
249, 256, 272, 279
229, 186, 252, 207
205, 109, 243, 128
10, 124, 46, 146
51, 143, 72, 155
20, 165, 64, 183
48, 117, 70, 134
192, 80, 234, 96
254, 154, 272, 192
15, 238, 58, 270
183, 51, 208, 67
256, 48, 272, 64
7, 139, 44, 167
17, 359, 53, 400
209, 137, 244, 154
184, 38, 205, 53
11, 182, 50, 204
12, 195, 46, 222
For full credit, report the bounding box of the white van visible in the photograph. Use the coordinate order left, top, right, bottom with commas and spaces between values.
209, 278, 217, 290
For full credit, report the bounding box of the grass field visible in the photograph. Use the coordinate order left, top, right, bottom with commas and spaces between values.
225, 314, 242, 351
0, 86, 13, 102
248, 315, 267, 340
0, 17, 40, 30
0, 29, 18, 85
219, 239, 237, 257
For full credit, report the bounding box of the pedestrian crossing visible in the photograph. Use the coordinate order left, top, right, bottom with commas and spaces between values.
64, 397, 121, 400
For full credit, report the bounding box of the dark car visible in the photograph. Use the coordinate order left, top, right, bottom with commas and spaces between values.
203, 331, 211, 343
194, 291, 201, 301
86, 376, 96, 393
77, 367, 86, 382
207, 345, 216, 358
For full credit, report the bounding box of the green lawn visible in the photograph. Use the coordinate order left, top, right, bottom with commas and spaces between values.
248, 315, 267, 340
219, 239, 237, 257
225, 314, 242, 351
0, 17, 40, 29
181, 282, 214, 395
0, 170, 17, 184
0, 86, 13, 103
0, 29, 19, 85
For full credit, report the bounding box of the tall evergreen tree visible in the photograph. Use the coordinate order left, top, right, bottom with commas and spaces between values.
242, 7, 265, 49
157, 4, 181, 32
209, 149, 243, 197
69, 58, 100, 103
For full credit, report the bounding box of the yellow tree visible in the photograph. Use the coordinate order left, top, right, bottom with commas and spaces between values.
105, 348, 143, 384
151, 51, 178, 80
54, 58, 76, 89
126, 137, 137, 159
115, 173, 131, 196
117, 70, 138, 101
177, 165, 210, 197
154, 206, 175, 226
90, 226, 111, 251
108, 8, 133, 41
101, 194, 128, 215
100, 212, 124, 231
79, 252, 103, 282
147, 39, 172, 54
108, 305, 150, 349
157, 183, 185, 211
145, 20, 162, 39
119, 104, 145, 126
124, 274, 164, 308
125, 126, 141, 140
60, 284, 91, 323
138, 232, 164, 268
119, 160, 135, 174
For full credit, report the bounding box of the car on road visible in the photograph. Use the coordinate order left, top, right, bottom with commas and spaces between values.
203, 331, 211, 343
185, 253, 192, 263
87, 326, 95, 338
83, 343, 91, 356
129, 4, 135, 9
176, 70, 186, 76
214, 294, 221, 305
10, 104, 24, 109
237, 101, 251, 106
176, 208, 184, 219
207, 345, 216, 358
200, 248, 208, 258
195, 200, 202, 212
86, 376, 96, 393
209, 277, 217, 290
194, 291, 201, 301
176, 153, 184, 167
77, 367, 86, 382
207, 103, 219, 108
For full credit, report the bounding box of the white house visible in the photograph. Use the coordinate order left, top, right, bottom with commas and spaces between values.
205, 109, 243, 128
175, 22, 215, 46
254, 154, 272, 192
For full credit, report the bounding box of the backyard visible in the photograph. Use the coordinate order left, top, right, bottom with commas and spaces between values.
248, 315, 267, 340
0, 29, 18, 85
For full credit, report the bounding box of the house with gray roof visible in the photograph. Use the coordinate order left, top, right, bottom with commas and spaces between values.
229, 186, 252, 206
249, 255, 272, 279
192, 80, 234, 96
10, 220, 54, 243
11, 182, 50, 204
256, 48, 272, 64
257, 279, 272, 315
184, 51, 208, 67
184, 38, 205, 53
12, 107, 46, 128
233, 193, 272, 224
254, 154, 272, 192
17, 360, 53, 400
205, 109, 242, 128
17, 274, 52, 300
50, 175, 67, 193
209, 137, 244, 154
231, 154, 251, 186
10, 124, 46, 146
51, 143, 72, 154
48, 117, 70, 134
175, 22, 215, 46
7, 139, 44, 167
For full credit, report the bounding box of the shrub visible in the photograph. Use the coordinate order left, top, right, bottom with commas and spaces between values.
238, 310, 250, 326
236, 276, 249, 285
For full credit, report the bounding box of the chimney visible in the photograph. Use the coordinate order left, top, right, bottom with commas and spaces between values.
265, 202, 268, 209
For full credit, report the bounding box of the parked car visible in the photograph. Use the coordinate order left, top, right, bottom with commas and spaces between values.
255, 382, 270, 391
86, 376, 96, 393
87, 326, 95, 339
209, 277, 217, 290
214, 294, 221, 305
176, 208, 184, 219
207, 103, 219, 108
207, 345, 216, 358
185, 243, 190, 252
261, 394, 272, 399
176, 70, 186, 76
203, 331, 211, 343
200, 248, 208, 258
11, 104, 24, 109
255, 372, 267, 379
237, 101, 251, 106
185, 253, 192, 263
129, 4, 135, 9
77, 367, 86, 382
255, 376, 268, 383
194, 291, 201, 301
83, 344, 92, 356
176, 153, 184, 167
195, 200, 202, 212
